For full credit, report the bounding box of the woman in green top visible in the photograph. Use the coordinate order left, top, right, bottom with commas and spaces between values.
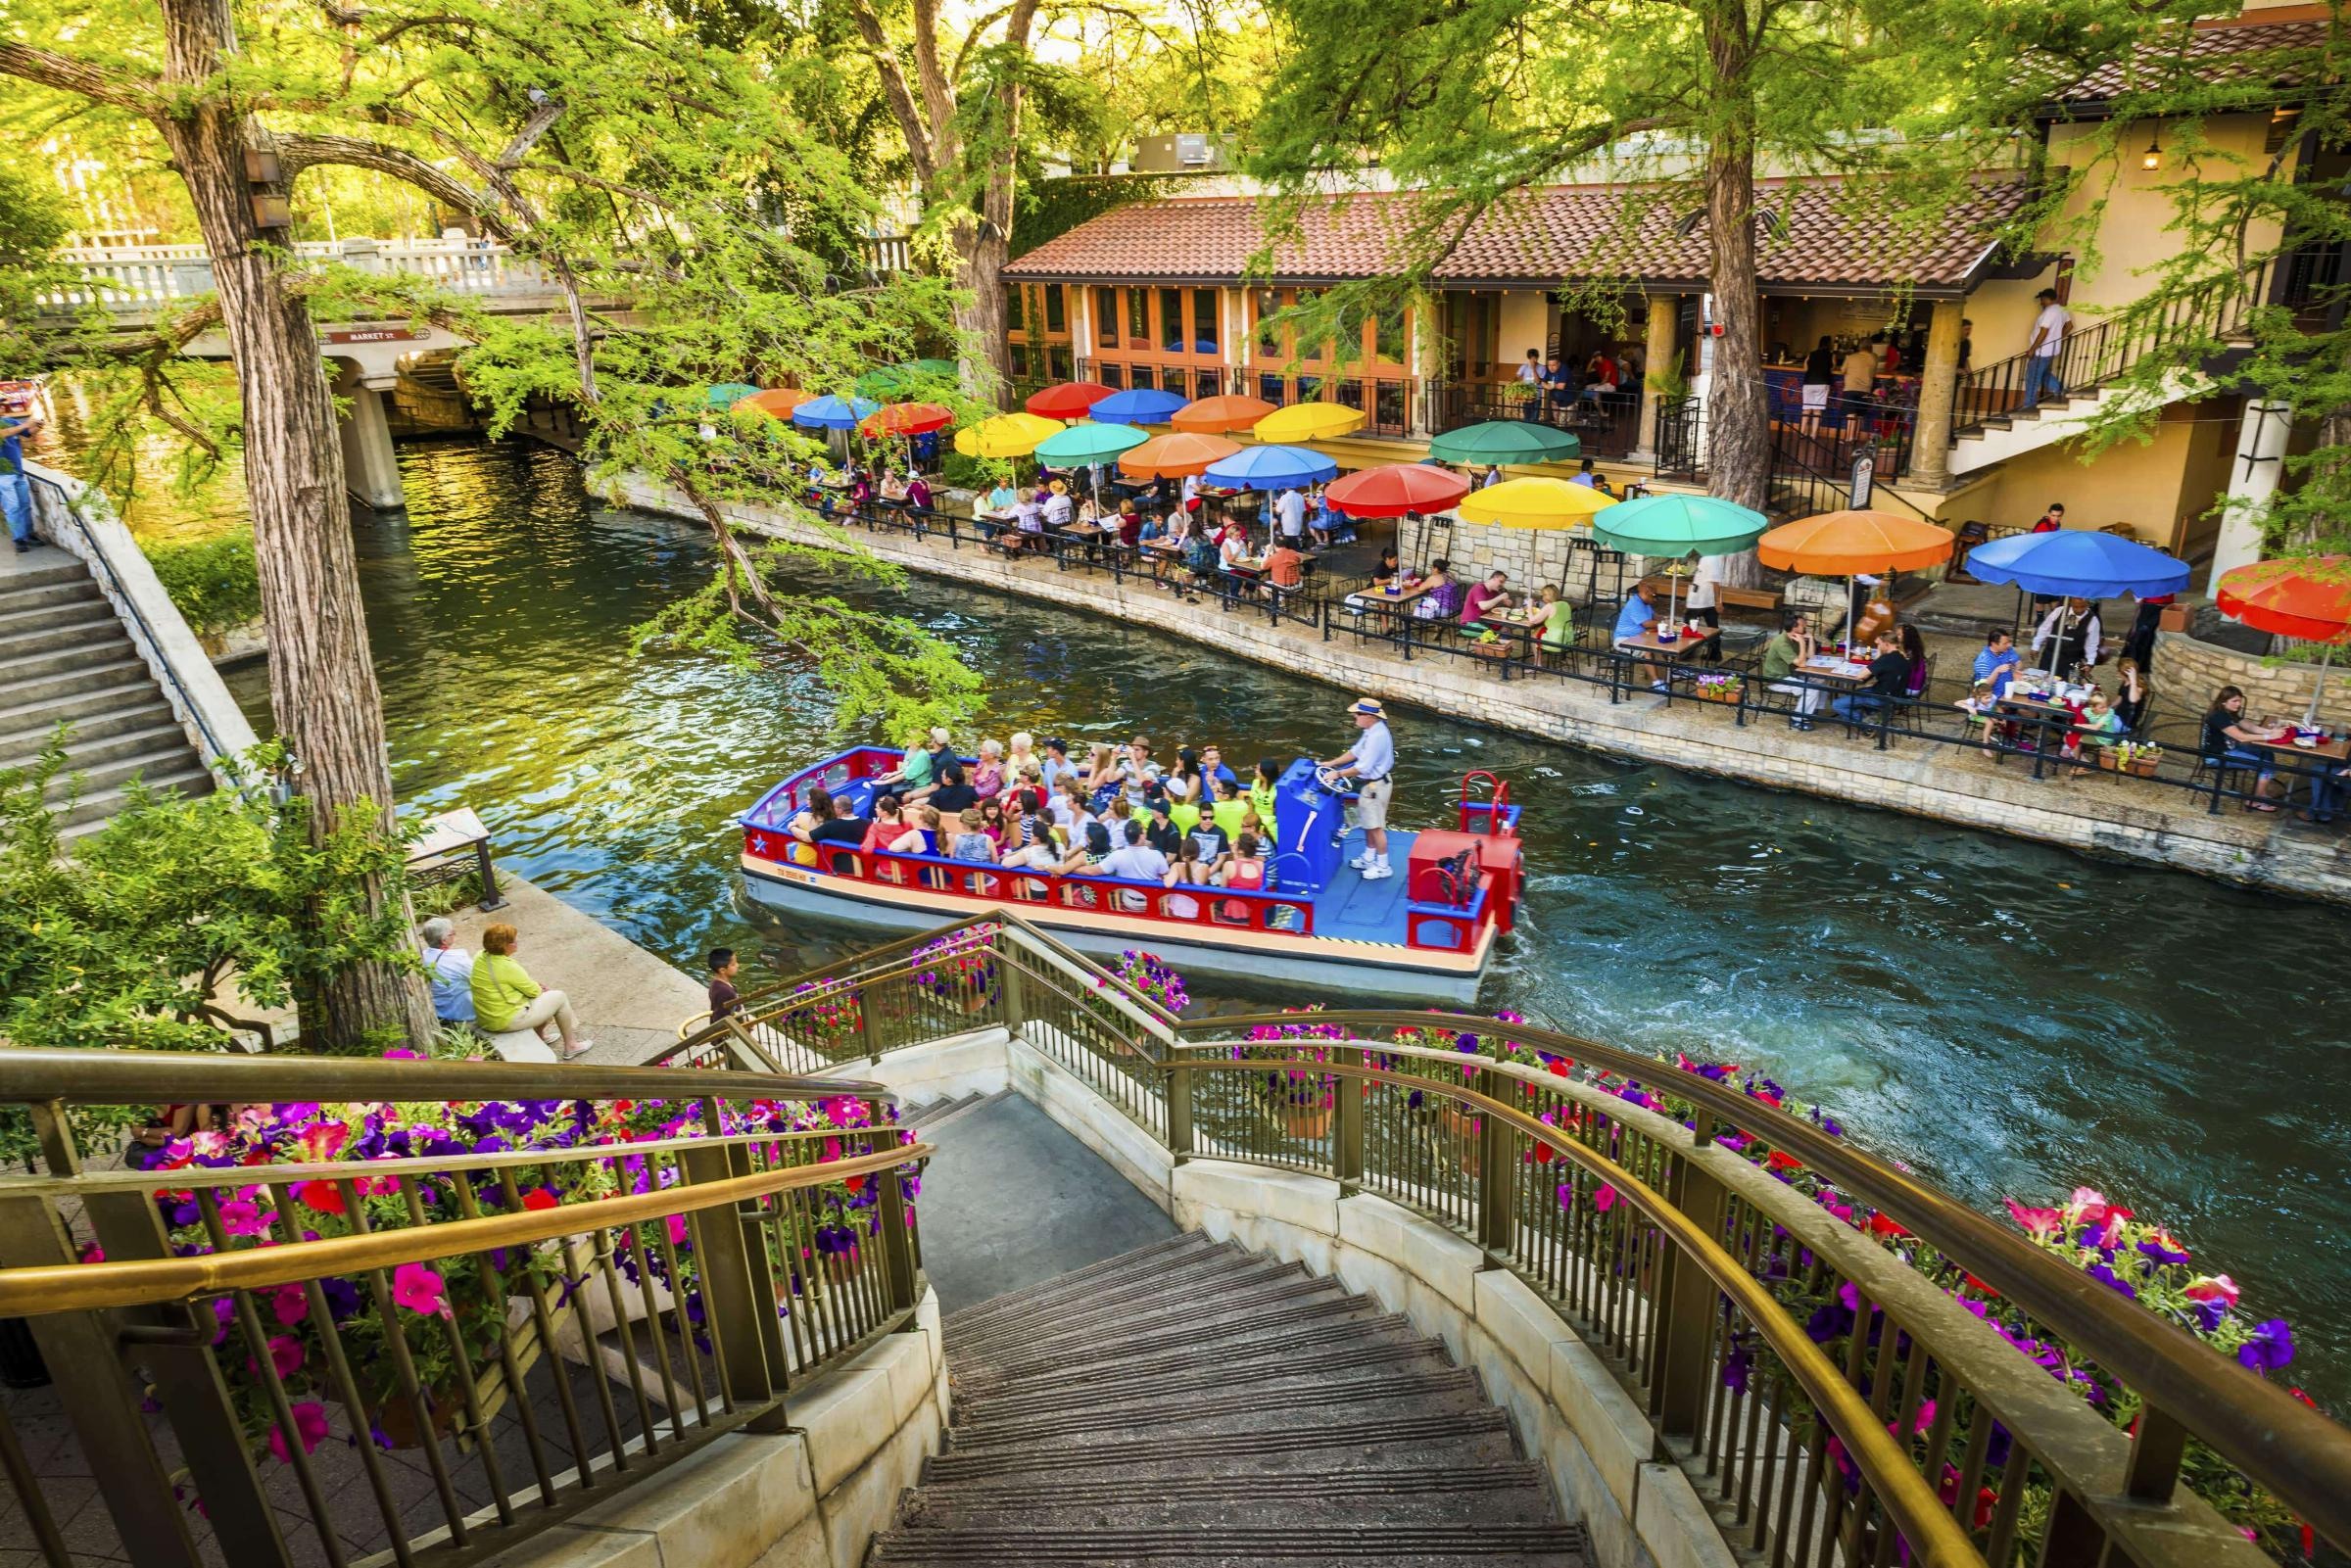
1208, 777, 1249, 839
1531, 586, 1572, 659
471, 924, 593, 1060
1249, 759, 1280, 830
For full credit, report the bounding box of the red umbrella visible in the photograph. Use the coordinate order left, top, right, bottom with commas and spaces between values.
2216, 554, 2351, 726
860, 402, 953, 438
1325, 463, 1471, 518
1026, 381, 1114, 419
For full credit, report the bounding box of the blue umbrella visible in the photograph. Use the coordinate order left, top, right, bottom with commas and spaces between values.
1964, 530, 2191, 599
1092, 388, 1188, 424
1202, 444, 1340, 492
792, 394, 882, 431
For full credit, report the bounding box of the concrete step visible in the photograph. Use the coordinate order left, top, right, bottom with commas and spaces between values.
1, 721, 189, 778
53, 764, 213, 835
1, 641, 142, 686
868, 1523, 1589, 1565
0, 655, 155, 713
947, 1362, 1488, 1454
897, 1460, 1557, 1531
0, 593, 110, 638
955, 1286, 1388, 1396
949, 1244, 1292, 1357
903, 1089, 1011, 1136
943, 1232, 1222, 1338
0, 684, 174, 754
957, 1321, 1445, 1426
33, 745, 207, 802
0, 561, 93, 595
959, 1306, 1422, 1402
949, 1262, 1343, 1370
0, 577, 105, 617
0, 605, 122, 657
920, 1408, 1523, 1487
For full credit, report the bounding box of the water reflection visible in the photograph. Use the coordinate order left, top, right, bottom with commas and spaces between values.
207, 438, 2351, 1402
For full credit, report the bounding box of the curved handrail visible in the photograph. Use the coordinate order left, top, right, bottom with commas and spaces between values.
0, 1044, 889, 1106
24, 469, 232, 765
1177, 1012, 2351, 1548
1166, 1054, 1978, 1566
0, 1141, 928, 1317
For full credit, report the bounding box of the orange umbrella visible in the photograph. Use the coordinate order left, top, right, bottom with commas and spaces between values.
739, 388, 812, 419
2216, 555, 2351, 726
1170, 395, 1277, 436
860, 402, 953, 438
1119, 432, 1242, 480
1756, 510, 1954, 576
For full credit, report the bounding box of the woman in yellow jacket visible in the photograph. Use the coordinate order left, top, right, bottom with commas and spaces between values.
471, 924, 593, 1060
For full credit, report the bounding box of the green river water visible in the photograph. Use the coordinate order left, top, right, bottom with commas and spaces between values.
69, 434, 2351, 1402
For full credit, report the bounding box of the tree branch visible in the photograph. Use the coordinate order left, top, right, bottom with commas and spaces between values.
496, 96, 565, 171
277, 132, 514, 240
0, 41, 160, 111
848, 0, 941, 186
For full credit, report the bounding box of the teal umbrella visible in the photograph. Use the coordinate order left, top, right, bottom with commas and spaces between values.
1590, 495, 1768, 558
856, 358, 959, 398
703, 382, 760, 408
1592, 495, 1768, 628
1427, 421, 1582, 465
1033, 422, 1149, 465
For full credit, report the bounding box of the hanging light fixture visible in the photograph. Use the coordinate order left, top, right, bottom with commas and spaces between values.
2141, 137, 2163, 172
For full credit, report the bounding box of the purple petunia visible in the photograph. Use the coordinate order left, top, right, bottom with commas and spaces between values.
2237, 1319, 2294, 1373
2085, 1261, 2137, 1301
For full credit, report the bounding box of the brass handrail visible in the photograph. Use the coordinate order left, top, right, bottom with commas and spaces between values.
676, 912, 1006, 1038
1177, 1014, 2351, 1551
1168, 1055, 1980, 1566
0, 1142, 929, 1316
0, 1044, 888, 1105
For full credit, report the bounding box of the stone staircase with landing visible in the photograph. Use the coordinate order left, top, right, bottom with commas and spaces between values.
870, 1231, 1589, 1567
0, 554, 211, 839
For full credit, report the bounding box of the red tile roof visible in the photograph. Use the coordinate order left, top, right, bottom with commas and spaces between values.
1006, 177, 2037, 297
2048, 16, 2336, 108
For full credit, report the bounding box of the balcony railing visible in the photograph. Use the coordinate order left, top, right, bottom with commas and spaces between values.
0, 1049, 928, 1568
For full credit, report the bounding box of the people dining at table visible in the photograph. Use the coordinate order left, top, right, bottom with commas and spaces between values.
2068, 689, 2123, 771
1684, 553, 1724, 664
2203, 686, 2292, 812
1414, 559, 1463, 621
1897, 624, 1931, 698
1529, 584, 1573, 663
1759, 612, 1823, 730
2113, 656, 2150, 733
1831, 630, 1910, 728
1460, 569, 1511, 632
1370, 546, 1403, 588
1264, 536, 1307, 594
1613, 579, 1667, 692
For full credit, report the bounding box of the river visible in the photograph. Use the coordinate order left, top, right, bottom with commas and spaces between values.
80, 434, 2351, 1401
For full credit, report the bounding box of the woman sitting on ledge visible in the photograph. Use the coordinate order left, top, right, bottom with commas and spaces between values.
472, 924, 594, 1061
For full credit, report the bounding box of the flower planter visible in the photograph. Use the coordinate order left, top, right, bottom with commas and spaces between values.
1281, 1104, 1333, 1140
1691, 680, 1745, 705
1465, 641, 1510, 660
1437, 1104, 1483, 1175
2095, 748, 2160, 778
366, 1295, 552, 1450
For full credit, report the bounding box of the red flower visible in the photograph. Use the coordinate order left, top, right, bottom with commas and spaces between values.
521, 1189, 559, 1212
1765, 1151, 1804, 1173
844, 1175, 868, 1195
1865, 1212, 1908, 1239
1963, 1273, 1999, 1298
295, 1180, 345, 1214
1546, 1058, 1572, 1076
1532, 1143, 1557, 1165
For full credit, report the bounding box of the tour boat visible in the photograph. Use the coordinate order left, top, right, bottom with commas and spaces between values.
737, 749, 1524, 1001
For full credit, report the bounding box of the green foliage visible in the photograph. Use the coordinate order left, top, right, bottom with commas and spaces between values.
1015, 171, 1219, 255
0, 739, 420, 1059
144, 528, 261, 640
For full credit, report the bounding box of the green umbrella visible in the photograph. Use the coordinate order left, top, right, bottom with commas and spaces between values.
1590, 495, 1768, 558
1426, 420, 1582, 465
1033, 422, 1149, 465
855, 358, 959, 399
703, 382, 760, 408
1591, 494, 1768, 627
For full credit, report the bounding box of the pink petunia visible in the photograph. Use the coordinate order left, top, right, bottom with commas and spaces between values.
254, 1335, 303, 1380
266, 1402, 330, 1462
390, 1262, 451, 1318
2183, 1274, 2240, 1307
2065, 1187, 2108, 1220
269, 1283, 310, 1326
1592, 1183, 1618, 1213
296, 1121, 350, 1164
2086, 1207, 2134, 1249
2003, 1199, 2063, 1240
216, 1199, 271, 1239
666, 1213, 691, 1248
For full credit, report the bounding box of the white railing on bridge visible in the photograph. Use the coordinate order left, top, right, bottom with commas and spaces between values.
45, 237, 552, 312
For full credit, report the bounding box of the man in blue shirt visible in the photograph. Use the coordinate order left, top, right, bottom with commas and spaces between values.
1320, 697, 1398, 879
1971, 629, 2021, 696
418, 919, 477, 1026
1613, 581, 1668, 692
1, 397, 43, 554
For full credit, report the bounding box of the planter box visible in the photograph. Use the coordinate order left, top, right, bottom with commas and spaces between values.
1690, 683, 1744, 705
2095, 749, 2161, 778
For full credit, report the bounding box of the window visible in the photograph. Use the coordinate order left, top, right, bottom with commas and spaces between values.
1374, 304, 1407, 365
1159, 288, 1184, 353
1128, 288, 1149, 342
1195, 368, 1222, 401
1047, 345, 1073, 381
1129, 364, 1156, 391
1099, 363, 1125, 389
1044, 285, 1066, 334
1007, 286, 1027, 335
1294, 290, 1323, 361
1258, 371, 1287, 404
1194, 289, 1220, 353
1010, 343, 1030, 377
1256, 290, 1281, 356
1376, 381, 1407, 431
1095, 288, 1119, 346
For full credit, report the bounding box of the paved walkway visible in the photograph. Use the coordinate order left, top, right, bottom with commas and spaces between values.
440, 875, 704, 1065
913, 1094, 1177, 1312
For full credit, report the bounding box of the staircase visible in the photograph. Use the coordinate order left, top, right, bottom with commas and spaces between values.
0, 556, 211, 838
871, 1232, 1589, 1567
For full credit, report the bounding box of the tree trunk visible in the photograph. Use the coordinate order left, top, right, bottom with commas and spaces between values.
951, 218, 1014, 395
1701, 0, 1769, 587
158, 0, 433, 1050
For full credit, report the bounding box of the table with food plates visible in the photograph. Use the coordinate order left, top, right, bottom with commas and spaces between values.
2241, 724, 2351, 805
1608, 623, 1723, 701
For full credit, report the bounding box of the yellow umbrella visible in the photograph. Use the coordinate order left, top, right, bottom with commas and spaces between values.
1255, 403, 1368, 443
954, 411, 1065, 459
1459, 477, 1618, 528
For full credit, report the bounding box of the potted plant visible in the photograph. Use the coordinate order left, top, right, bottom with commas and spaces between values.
910, 926, 998, 1014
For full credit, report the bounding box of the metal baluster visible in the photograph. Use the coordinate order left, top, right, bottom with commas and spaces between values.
448, 1176, 561, 1502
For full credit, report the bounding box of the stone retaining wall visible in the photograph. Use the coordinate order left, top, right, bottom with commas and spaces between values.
2155, 630, 2351, 727
616, 476, 2351, 907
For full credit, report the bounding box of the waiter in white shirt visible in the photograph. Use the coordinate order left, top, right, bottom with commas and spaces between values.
1321, 696, 1399, 880
1274, 486, 1307, 544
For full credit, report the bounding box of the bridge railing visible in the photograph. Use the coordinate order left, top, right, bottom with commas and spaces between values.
0, 1048, 928, 1568
678, 913, 2348, 1567
43, 238, 552, 311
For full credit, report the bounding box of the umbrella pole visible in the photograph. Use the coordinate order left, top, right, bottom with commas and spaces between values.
1842, 577, 1855, 653
2306, 642, 2336, 729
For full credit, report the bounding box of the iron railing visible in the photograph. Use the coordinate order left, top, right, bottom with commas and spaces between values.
676, 916, 2349, 1567
0, 1049, 927, 1568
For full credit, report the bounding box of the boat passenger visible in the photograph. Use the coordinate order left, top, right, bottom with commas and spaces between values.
948, 809, 996, 864
1199, 745, 1238, 787
1220, 832, 1271, 892
877, 728, 936, 798
1099, 820, 1171, 911
978, 797, 1009, 847
930, 763, 980, 815
861, 796, 905, 853
788, 784, 840, 850
1143, 798, 1183, 857
1040, 736, 1076, 793
1004, 731, 1038, 781
1161, 838, 1211, 918
1165, 747, 1206, 806
971, 738, 1005, 798
1250, 759, 1280, 827
1078, 742, 1118, 791
888, 805, 940, 855
1056, 821, 1114, 875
